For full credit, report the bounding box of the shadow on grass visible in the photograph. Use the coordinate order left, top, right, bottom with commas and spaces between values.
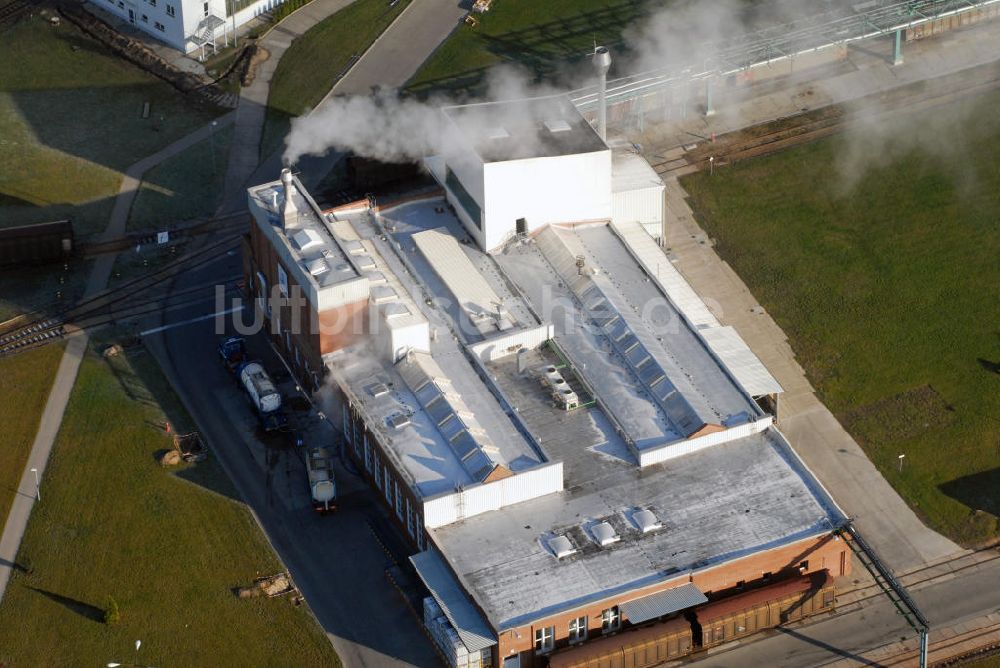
26, 587, 105, 623
173, 459, 243, 503
940, 468, 1000, 518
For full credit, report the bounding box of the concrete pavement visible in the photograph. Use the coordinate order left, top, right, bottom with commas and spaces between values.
0, 112, 235, 602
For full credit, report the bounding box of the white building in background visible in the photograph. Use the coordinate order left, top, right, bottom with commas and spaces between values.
425, 94, 666, 252
88, 0, 285, 56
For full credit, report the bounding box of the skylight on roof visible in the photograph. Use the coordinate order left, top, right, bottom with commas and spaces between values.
487, 126, 510, 140
291, 228, 323, 251
591, 521, 620, 547
544, 119, 571, 133
633, 509, 663, 534
548, 535, 576, 559
307, 258, 329, 276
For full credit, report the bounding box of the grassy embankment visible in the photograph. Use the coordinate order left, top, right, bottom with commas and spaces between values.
259, 0, 414, 160
681, 90, 1000, 545
0, 345, 65, 534
0, 341, 341, 665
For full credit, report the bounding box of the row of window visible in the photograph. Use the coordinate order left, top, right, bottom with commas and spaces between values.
351, 407, 425, 550
108, 0, 174, 28
534, 607, 621, 653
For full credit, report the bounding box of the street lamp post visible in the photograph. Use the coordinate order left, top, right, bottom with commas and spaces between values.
898, 453, 906, 473
29, 467, 39, 501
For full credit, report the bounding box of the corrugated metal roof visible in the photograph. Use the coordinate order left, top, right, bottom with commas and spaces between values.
700, 326, 783, 397
610, 220, 719, 328
621, 583, 707, 624
413, 228, 514, 333
411, 550, 497, 652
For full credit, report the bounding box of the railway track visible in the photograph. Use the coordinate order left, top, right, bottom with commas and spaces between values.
837, 545, 1000, 610
0, 0, 30, 30
0, 232, 243, 357
651, 61, 1000, 177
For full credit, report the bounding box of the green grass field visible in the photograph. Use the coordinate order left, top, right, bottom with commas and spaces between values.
0, 343, 340, 666
406, 0, 650, 96
260, 0, 413, 160
681, 92, 1000, 545
0, 13, 222, 237
129, 125, 234, 230
0, 345, 65, 535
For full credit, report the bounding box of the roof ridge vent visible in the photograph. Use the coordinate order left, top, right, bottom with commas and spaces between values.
544, 119, 571, 133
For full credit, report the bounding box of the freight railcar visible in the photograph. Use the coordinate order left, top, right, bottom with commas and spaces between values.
546, 571, 835, 668
0, 220, 74, 266
697, 570, 835, 649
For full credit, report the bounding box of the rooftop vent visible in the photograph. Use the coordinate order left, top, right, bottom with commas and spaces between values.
388, 413, 412, 429
365, 382, 390, 398
548, 534, 576, 559
633, 509, 662, 534
487, 126, 510, 140
354, 254, 377, 270
291, 228, 323, 251
544, 119, 571, 133
307, 258, 329, 276
591, 521, 620, 547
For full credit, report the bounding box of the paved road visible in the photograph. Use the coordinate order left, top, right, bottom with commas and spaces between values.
328, 0, 467, 97
692, 555, 1000, 667
143, 247, 439, 667
0, 113, 235, 601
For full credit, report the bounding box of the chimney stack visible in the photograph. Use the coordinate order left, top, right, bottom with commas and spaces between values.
592, 46, 612, 142
280, 167, 298, 229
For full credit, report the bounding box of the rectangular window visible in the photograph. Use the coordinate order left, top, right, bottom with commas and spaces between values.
822, 590, 835, 608
383, 468, 392, 502
406, 499, 414, 537
154, 21, 164, 31
203, 1, 208, 16
394, 480, 403, 519
373, 451, 381, 485
534, 626, 554, 653
799, 560, 809, 572
277, 264, 289, 297
445, 166, 482, 229
601, 606, 620, 633
165, 3, 174, 15
569, 616, 587, 643
416, 514, 424, 550
141, 13, 147, 22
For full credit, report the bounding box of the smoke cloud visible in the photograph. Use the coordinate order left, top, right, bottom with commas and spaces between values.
282, 0, 995, 194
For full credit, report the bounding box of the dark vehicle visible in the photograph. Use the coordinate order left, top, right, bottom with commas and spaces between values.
218, 336, 248, 373
0, 220, 74, 266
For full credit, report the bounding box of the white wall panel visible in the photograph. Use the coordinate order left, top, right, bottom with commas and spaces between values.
638, 416, 773, 466
423, 462, 564, 528
468, 324, 554, 362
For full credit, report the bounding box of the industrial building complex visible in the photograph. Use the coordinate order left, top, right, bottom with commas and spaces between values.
244, 94, 850, 667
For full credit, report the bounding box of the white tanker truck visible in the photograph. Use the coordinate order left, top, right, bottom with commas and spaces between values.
306, 447, 337, 513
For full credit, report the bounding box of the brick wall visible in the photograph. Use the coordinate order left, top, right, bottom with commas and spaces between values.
498, 532, 850, 667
